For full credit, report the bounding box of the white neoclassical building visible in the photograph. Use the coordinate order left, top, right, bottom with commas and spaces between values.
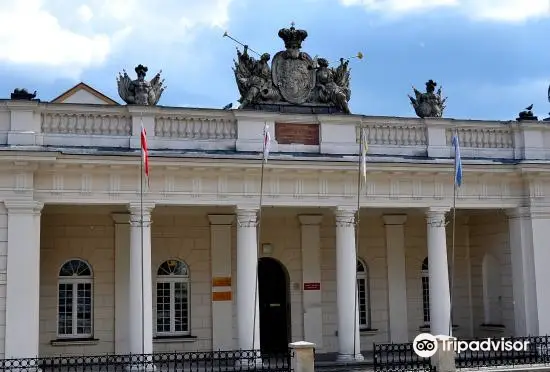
0, 82, 550, 363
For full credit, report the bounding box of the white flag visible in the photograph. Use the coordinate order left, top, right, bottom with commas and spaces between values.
263, 123, 271, 163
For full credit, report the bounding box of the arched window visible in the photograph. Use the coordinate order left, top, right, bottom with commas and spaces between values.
357, 258, 371, 329
57, 259, 93, 338
156, 259, 190, 336
421, 257, 430, 324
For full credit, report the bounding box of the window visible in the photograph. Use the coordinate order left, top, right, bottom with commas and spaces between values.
156, 259, 190, 336
357, 258, 371, 329
421, 257, 430, 324
57, 259, 93, 338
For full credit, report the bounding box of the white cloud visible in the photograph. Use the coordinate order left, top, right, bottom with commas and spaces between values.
77, 5, 94, 22
339, 0, 550, 22
0, 0, 234, 80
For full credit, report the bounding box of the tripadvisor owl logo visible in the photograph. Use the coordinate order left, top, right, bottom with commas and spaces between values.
413, 333, 530, 358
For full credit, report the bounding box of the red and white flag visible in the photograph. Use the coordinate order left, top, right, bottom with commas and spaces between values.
263, 123, 271, 163
140, 121, 150, 185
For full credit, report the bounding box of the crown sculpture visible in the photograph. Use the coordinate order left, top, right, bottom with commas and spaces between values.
408, 80, 447, 118
233, 24, 352, 114
117, 64, 166, 105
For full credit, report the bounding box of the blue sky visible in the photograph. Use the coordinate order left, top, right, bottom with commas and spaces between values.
0, 0, 549, 120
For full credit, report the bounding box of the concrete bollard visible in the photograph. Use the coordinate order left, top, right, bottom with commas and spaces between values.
289, 341, 316, 372
431, 335, 457, 372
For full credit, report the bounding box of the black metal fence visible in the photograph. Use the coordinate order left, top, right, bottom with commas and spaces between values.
373, 342, 435, 372
373, 335, 550, 371
0, 350, 293, 372
455, 335, 550, 369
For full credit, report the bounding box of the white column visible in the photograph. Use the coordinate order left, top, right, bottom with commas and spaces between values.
4, 200, 43, 359
334, 207, 363, 361
208, 214, 235, 350
529, 208, 550, 336
298, 214, 324, 348
128, 202, 155, 355
235, 207, 260, 351
382, 214, 409, 342
507, 208, 539, 335
426, 207, 451, 336
112, 213, 131, 354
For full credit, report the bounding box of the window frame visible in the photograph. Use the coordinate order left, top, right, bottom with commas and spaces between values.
155, 259, 191, 337
56, 259, 94, 339
356, 258, 371, 330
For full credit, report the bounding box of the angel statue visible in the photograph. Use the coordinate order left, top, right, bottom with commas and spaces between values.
313, 58, 351, 114
117, 64, 166, 105
408, 80, 446, 118
233, 45, 280, 108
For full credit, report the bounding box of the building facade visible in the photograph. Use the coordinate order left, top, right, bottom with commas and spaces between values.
1, 83, 550, 363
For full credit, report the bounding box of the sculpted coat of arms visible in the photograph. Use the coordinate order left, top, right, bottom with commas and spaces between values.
232, 24, 352, 114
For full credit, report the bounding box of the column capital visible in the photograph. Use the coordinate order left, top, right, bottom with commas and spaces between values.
334, 206, 356, 227
235, 207, 258, 227
382, 214, 407, 226
111, 212, 130, 224
128, 202, 154, 226
208, 214, 235, 225
3, 200, 43, 215
426, 207, 449, 228
298, 214, 323, 226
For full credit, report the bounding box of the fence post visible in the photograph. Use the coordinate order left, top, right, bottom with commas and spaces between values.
431, 336, 456, 372
289, 341, 316, 372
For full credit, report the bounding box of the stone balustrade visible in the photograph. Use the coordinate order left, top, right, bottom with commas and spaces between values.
1, 99, 550, 161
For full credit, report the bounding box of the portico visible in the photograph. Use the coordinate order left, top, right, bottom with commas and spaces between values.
2, 191, 546, 360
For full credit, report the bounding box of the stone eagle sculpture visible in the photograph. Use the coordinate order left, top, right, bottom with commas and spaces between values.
117, 64, 166, 105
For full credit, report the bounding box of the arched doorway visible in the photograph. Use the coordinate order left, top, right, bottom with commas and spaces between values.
258, 257, 291, 354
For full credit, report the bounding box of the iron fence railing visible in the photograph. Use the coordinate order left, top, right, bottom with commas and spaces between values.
0, 349, 293, 372
373, 335, 550, 371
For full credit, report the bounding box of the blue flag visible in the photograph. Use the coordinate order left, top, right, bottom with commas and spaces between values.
451, 133, 462, 187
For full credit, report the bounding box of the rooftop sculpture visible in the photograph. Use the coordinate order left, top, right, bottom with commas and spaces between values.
11, 88, 37, 100
408, 80, 446, 118
117, 64, 166, 105
230, 24, 356, 114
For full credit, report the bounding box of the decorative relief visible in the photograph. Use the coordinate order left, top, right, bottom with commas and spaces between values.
52, 174, 63, 194
434, 181, 444, 200
294, 179, 304, 198
109, 174, 121, 195
269, 175, 280, 197
217, 175, 228, 197
479, 180, 488, 199
81, 174, 92, 195
318, 177, 328, 198
334, 208, 356, 227
164, 175, 175, 195
412, 179, 422, 199
128, 203, 154, 226
426, 209, 448, 228
192, 177, 202, 198
236, 208, 258, 228
390, 179, 399, 199
15, 172, 27, 193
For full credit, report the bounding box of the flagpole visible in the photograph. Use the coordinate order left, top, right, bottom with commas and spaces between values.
353, 128, 363, 358
448, 129, 460, 337
140, 112, 145, 355
252, 123, 269, 354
